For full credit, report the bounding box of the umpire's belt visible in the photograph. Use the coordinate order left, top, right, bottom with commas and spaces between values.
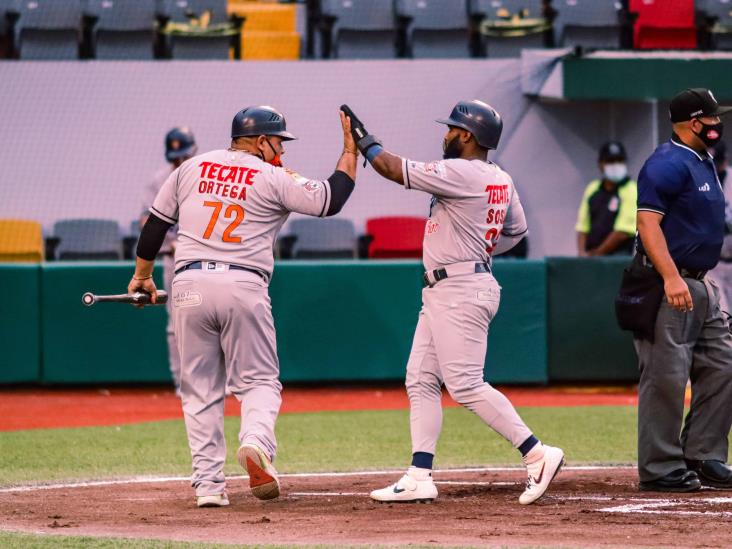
638, 254, 706, 281
175, 261, 269, 282
423, 261, 491, 287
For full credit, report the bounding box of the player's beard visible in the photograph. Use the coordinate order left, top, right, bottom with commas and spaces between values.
442, 135, 462, 159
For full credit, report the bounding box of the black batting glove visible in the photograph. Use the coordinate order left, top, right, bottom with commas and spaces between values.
340, 104, 382, 157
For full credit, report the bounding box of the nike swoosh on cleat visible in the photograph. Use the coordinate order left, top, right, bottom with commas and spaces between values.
393, 487, 406, 493
530, 463, 546, 485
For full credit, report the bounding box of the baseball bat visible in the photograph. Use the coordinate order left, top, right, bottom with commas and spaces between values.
82, 290, 168, 307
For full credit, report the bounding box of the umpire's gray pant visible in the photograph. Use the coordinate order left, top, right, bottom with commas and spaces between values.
635, 277, 732, 483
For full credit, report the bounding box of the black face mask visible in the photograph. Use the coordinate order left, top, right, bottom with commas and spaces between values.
442, 135, 462, 160
694, 120, 724, 147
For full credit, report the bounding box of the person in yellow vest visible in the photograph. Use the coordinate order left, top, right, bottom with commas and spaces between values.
576, 141, 638, 256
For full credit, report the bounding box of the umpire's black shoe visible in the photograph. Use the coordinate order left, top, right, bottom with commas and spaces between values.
639, 468, 701, 492
685, 460, 732, 489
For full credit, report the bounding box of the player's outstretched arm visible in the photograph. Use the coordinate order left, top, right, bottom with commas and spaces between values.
127, 213, 174, 306
341, 104, 404, 185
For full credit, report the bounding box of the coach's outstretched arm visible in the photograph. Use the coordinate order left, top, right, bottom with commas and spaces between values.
341, 105, 404, 185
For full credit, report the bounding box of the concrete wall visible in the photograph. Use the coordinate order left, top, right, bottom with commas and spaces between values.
1, 60, 728, 257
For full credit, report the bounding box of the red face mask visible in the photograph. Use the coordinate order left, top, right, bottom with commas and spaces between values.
265, 138, 282, 167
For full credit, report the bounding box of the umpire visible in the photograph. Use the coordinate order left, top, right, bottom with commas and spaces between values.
634, 88, 732, 492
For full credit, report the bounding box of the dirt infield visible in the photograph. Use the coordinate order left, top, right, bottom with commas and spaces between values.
1, 467, 729, 548
0, 385, 644, 431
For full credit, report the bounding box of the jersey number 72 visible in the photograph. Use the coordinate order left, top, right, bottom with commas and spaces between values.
202, 200, 245, 243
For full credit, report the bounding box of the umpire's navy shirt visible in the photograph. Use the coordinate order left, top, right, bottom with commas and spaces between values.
637, 135, 725, 272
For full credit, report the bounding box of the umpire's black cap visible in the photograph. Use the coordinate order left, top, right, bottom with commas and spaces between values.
231, 106, 297, 141
436, 99, 503, 150
165, 127, 196, 162
598, 141, 627, 163
669, 88, 732, 123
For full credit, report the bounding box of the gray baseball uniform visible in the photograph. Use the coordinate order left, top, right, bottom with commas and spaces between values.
152, 148, 335, 498
141, 165, 180, 390
401, 157, 534, 455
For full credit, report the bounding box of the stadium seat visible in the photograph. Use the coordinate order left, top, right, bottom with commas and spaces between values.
0, 0, 18, 57
364, 216, 426, 259
0, 219, 44, 262
51, 219, 122, 260
282, 218, 358, 259
397, 0, 471, 58
554, 0, 623, 50
228, 1, 300, 60
16, 0, 81, 60
630, 0, 697, 50
320, 0, 397, 59
470, 0, 546, 58
86, 0, 157, 60
698, 0, 732, 50
162, 0, 232, 59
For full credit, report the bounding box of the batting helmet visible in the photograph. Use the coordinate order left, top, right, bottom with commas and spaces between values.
231, 106, 297, 141
436, 100, 503, 150
165, 127, 197, 162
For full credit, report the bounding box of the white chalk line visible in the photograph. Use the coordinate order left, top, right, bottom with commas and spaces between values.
0, 465, 632, 494
598, 496, 732, 518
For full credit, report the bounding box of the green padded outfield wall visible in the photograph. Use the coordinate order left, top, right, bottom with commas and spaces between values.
34, 260, 547, 385
269, 260, 547, 384
547, 257, 638, 381
41, 262, 170, 383
0, 264, 41, 382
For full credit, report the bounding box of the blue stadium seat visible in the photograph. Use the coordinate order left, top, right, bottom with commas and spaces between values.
320, 0, 397, 59
161, 0, 231, 59
700, 0, 732, 50
397, 0, 470, 58
286, 218, 357, 259
86, 0, 157, 59
16, 0, 81, 60
470, 0, 545, 58
52, 219, 122, 260
554, 0, 622, 49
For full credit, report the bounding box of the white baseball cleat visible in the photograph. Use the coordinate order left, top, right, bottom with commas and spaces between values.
237, 443, 280, 500
519, 444, 565, 505
370, 467, 438, 503
196, 493, 229, 508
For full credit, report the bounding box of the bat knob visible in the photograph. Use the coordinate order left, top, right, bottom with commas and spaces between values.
82, 293, 95, 306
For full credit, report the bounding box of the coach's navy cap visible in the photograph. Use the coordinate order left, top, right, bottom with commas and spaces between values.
599, 141, 626, 162
669, 88, 732, 123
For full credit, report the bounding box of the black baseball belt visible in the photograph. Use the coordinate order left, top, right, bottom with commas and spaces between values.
638, 254, 706, 281
423, 261, 491, 287
175, 261, 269, 282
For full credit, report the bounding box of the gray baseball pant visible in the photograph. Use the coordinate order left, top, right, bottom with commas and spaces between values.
635, 277, 732, 482
163, 254, 181, 391
172, 268, 282, 497
406, 273, 533, 456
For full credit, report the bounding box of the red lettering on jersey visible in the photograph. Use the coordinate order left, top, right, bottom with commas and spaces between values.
198, 161, 212, 177
206, 181, 214, 194
215, 182, 223, 194
223, 166, 237, 183
198, 181, 207, 193
237, 167, 246, 184
222, 184, 230, 197
245, 168, 259, 185
485, 184, 509, 205
231, 185, 239, 198
238, 187, 247, 200
207, 163, 220, 180
487, 209, 494, 223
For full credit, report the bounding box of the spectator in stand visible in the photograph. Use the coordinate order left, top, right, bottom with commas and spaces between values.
576, 142, 638, 256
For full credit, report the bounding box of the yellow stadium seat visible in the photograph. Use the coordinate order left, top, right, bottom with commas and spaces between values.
228, 2, 297, 33
242, 30, 300, 60
0, 219, 44, 262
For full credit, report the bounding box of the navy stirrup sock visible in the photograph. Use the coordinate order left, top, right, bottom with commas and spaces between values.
518, 435, 540, 457
411, 452, 434, 470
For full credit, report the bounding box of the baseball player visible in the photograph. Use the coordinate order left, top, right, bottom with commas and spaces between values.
127, 106, 358, 508
140, 127, 198, 393
343, 101, 564, 505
